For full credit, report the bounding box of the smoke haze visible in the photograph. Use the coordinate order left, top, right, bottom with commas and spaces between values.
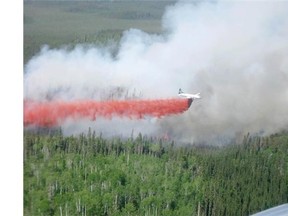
24, 1, 288, 144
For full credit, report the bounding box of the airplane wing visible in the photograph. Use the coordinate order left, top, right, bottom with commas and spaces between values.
250, 204, 288, 216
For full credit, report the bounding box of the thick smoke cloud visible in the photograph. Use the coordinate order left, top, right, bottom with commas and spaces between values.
24, 1, 288, 144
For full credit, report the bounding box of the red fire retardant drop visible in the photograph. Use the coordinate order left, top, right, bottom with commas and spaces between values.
24, 98, 192, 127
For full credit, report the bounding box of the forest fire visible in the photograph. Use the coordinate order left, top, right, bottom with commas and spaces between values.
24, 98, 192, 127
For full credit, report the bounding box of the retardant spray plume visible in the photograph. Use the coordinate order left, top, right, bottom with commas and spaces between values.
24, 99, 192, 127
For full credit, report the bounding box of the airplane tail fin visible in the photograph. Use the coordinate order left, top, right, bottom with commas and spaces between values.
179, 88, 183, 94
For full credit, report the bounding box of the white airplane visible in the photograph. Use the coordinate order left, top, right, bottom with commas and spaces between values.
178, 88, 201, 99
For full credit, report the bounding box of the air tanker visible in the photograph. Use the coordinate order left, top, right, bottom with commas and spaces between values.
178, 88, 201, 100
178, 88, 201, 108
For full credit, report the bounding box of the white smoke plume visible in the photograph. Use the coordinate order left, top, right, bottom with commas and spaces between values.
24, 1, 288, 144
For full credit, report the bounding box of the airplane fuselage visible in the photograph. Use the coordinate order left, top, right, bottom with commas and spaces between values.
178, 93, 201, 99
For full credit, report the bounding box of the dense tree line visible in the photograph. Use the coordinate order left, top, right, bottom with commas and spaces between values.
24, 129, 288, 215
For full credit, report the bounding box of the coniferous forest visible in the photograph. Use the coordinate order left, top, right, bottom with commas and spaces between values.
24, 129, 288, 216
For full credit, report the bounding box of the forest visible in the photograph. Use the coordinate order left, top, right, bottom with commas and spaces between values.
24, 129, 288, 215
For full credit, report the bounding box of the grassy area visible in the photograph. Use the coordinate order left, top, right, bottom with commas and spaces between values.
24, 1, 175, 63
